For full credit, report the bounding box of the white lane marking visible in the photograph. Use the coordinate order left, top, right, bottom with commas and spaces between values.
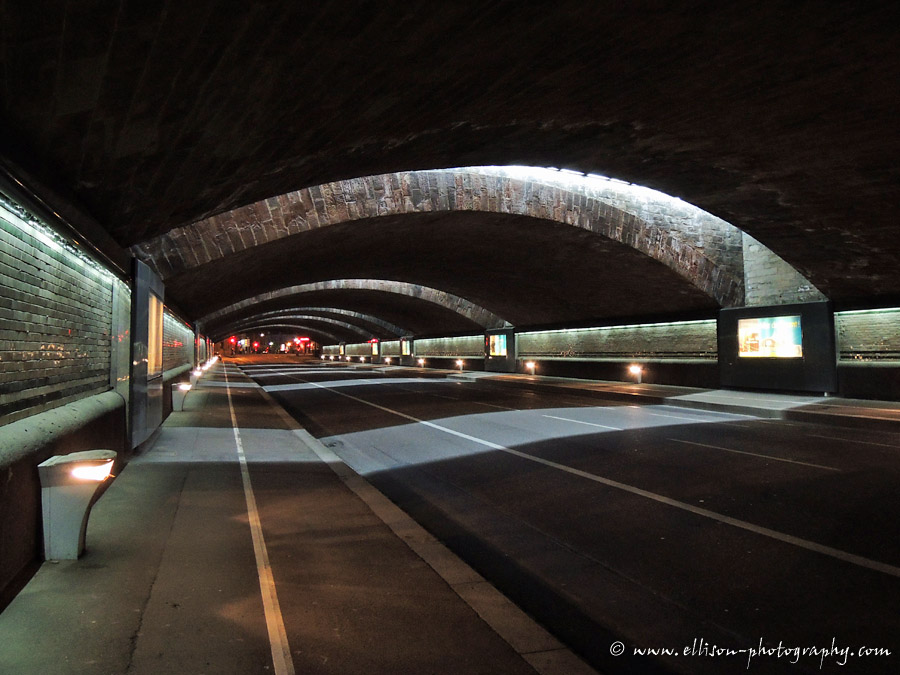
303, 379, 900, 579
224, 368, 295, 675
639, 407, 742, 423
670, 439, 841, 472
543, 415, 623, 431
474, 401, 517, 410
806, 434, 899, 449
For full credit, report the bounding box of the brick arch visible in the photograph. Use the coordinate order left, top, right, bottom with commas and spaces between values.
224, 322, 341, 345
201, 280, 510, 332
131, 166, 782, 308
219, 307, 407, 338
220, 316, 373, 342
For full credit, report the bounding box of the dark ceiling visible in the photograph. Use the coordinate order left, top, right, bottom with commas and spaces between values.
2, 1, 899, 338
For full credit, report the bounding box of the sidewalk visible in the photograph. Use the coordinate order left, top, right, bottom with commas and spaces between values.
446, 370, 900, 431
0, 361, 594, 675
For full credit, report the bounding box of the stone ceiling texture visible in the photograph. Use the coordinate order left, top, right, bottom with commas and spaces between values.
2, 1, 899, 336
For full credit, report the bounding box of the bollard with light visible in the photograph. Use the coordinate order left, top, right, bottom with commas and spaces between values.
628, 364, 644, 384
456, 359, 464, 372
173, 382, 192, 411
418, 358, 425, 367
37, 450, 117, 560
525, 361, 536, 375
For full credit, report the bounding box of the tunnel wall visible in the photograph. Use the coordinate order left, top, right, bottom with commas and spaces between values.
517, 320, 717, 360
835, 308, 900, 400
0, 199, 123, 427
162, 310, 194, 372
344, 342, 378, 358
516, 320, 718, 387
414, 335, 485, 358
380, 340, 402, 357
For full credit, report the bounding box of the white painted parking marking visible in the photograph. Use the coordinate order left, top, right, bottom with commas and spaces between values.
670, 439, 840, 471
301, 379, 900, 579
224, 369, 295, 675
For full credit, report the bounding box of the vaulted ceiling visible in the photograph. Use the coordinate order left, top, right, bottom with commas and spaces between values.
2, 1, 898, 341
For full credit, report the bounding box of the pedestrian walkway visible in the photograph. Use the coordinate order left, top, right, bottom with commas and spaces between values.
0, 361, 595, 675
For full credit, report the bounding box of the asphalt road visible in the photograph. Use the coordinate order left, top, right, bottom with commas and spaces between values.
241, 360, 900, 675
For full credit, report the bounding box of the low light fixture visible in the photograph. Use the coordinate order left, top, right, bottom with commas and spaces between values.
628, 364, 643, 384
525, 361, 536, 374
71, 459, 115, 482
385, 357, 391, 364
418, 358, 425, 366
456, 359, 464, 371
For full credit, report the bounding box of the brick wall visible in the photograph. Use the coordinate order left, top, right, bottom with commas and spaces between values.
381, 340, 401, 356
345, 342, 378, 358
742, 233, 825, 306
835, 309, 900, 361
517, 320, 717, 360
0, 198, 117, 426
162, 309, 194, 372
414, 335, 484, 357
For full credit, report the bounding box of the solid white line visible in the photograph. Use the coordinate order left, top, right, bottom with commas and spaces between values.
670, 439, 840, 471
543, 415, 622, 431
224, 368, 295, 675
304, 379, 900, 579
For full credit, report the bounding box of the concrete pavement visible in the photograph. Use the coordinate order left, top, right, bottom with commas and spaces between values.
0, 360, 594, 675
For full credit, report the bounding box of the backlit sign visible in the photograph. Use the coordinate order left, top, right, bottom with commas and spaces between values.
489, 334, 507, 357
738, 316, 802, 358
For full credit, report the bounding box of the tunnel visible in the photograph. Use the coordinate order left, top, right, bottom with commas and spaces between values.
1, 3, 899, 674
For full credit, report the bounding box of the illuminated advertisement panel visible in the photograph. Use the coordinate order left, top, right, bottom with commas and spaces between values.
401, 339, 411, 356
489, 334, 507, 357
738, 316, 802, 358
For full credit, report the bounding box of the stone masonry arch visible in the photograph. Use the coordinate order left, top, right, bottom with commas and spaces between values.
201, 280, 510, 334
133, 167, 823, 309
